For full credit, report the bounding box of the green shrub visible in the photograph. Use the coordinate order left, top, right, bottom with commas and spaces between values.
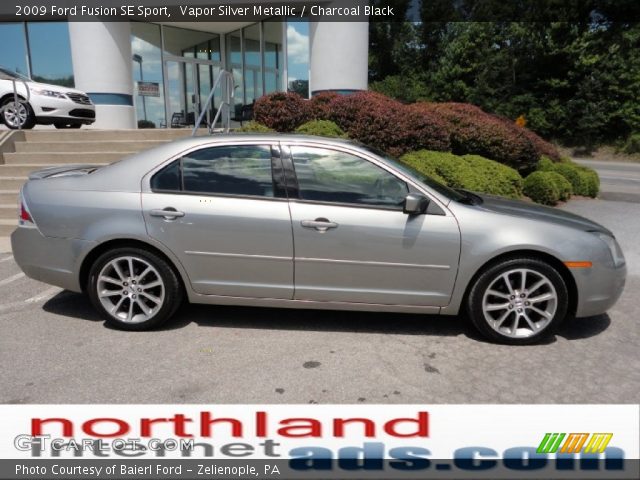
547, 171, 573, 201
400, 150, 523, 199
295, 120, 347, 138
137, 120, 155, 129
576, 165, 600, 198
523, 172, 561, 205
537, 156, 556, 171
552, 163, 582, 193
623, 133, 640, 154
236, 121, 274, 133
549, 161, 599, 198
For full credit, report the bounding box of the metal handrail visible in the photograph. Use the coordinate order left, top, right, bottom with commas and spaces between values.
192, 70, 234, 137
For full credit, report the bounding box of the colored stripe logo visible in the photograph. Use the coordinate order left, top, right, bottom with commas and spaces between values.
537, 433, 613, 454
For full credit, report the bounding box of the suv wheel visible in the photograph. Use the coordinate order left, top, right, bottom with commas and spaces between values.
467, 257, 569, 345
87, 248, 183, 331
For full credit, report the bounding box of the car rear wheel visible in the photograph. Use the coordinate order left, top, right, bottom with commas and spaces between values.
1, 98, 35, 129
467, 257, 569, 345
87, 248, 183, 331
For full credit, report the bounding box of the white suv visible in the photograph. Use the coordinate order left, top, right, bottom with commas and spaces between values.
0, 66, 95, 129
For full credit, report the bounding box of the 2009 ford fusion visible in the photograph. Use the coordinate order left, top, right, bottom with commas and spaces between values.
11, 134, 626, 344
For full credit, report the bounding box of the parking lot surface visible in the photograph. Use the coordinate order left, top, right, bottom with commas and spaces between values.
0, 198, 638, 404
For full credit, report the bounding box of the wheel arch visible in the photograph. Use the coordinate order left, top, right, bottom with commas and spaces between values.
462, 249, 578, 316
78, 238, 188, 295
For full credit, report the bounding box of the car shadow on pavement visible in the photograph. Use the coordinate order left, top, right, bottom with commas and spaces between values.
41, 292, 611, 342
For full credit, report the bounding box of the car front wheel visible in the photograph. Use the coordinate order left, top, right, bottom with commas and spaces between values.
467, 257, 569, 345
87, 248, 183, 330
1, 98, 35, 129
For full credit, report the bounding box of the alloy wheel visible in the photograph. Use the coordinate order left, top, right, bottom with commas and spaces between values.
3, 101, 28, 128
481, 268, 558, 339
96, 256, 166, 324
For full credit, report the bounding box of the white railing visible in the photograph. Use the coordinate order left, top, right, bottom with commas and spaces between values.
192, 70, 234, 137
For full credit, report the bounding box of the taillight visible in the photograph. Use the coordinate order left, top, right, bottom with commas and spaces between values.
20, 201, 32, 222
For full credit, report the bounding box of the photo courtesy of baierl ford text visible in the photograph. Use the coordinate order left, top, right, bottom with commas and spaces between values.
0, 1, 638, 479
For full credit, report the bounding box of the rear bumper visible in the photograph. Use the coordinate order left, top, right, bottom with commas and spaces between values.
573, 262, 627, 317
10, 226, 94, 292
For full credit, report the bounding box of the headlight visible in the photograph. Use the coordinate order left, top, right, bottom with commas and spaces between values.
594, 232, 625, 267
30, 88, 66, 99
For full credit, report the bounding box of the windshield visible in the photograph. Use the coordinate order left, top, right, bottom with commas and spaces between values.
360, 144, 467, 202
0, 67, 31, 82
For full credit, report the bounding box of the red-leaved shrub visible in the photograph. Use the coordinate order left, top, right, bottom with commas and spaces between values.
414, 103, 558, 172
253, 92, 311, 132
329, 92, 450, 157
252, 90, 558, 171
309, 91, 339, 120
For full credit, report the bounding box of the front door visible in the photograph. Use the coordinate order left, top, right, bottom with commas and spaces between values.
285, 145, 461, 306
142, 143, 294, 299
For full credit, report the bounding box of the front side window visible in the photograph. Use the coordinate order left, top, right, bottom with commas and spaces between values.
151, 145, 274, 198
290, 147, 408, 208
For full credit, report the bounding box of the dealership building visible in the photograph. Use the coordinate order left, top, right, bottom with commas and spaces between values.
0, 2, 368, 128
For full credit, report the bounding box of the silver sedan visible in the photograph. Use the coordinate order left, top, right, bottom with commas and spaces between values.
11, 134, 626, 344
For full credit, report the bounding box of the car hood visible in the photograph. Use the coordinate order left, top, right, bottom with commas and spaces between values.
28, 81, 87, 96
475, 194, 612, 235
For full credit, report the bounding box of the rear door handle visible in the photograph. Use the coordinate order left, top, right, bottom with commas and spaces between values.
149, 208, 185, 219
301, 218, 338, 232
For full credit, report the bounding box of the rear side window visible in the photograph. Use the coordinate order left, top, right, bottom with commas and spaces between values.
150, 160, 180, 191
150, 145, 275, 198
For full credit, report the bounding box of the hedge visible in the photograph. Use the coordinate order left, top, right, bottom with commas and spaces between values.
295, 120, 347, 138
400, 150, 524, 199
547, 171, 573, 201
538, 157, 599, 198
413, 102, 559, 173
252, 91, 561, 172
523, 172, 562, 205
328, 91, 450, 157
253, 92, 311, 131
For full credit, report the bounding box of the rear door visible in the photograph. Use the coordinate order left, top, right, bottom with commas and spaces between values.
283, 144, 461, 306
141, 142, 294, 299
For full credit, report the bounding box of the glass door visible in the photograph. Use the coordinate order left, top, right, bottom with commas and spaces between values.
163, 57, 221, 129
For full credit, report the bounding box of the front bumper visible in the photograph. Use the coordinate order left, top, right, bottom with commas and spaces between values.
573, 261, 627, 317
11, 226, 94, 293
30, 95, 95, 124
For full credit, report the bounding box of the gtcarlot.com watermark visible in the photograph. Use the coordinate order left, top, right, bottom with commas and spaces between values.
15, 435, 195, 455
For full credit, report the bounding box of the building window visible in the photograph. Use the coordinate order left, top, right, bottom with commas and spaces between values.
27, 22, 74, 87
162, 26, 221, 60
131, 22, 165, 128
243, 23, 262, 106
226, 30, 244, 111
0, 23, 28, 76
286, 20, 309, 98
263, 21, 283, 94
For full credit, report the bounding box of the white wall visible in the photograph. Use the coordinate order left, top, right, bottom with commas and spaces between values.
68, 22, 136, 129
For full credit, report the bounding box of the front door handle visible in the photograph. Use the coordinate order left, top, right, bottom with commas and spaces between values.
301, 218, 338, 232
149, 208, 185, 219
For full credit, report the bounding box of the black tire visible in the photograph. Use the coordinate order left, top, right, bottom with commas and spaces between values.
87, 247, 183, 331
466, 257, 569, 345
1, 98, 35, 129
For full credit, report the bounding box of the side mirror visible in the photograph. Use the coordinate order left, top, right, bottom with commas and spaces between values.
403, 193, 430, 215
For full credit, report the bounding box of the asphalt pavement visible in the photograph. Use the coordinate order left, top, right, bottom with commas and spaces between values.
0, 198, 638, 404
